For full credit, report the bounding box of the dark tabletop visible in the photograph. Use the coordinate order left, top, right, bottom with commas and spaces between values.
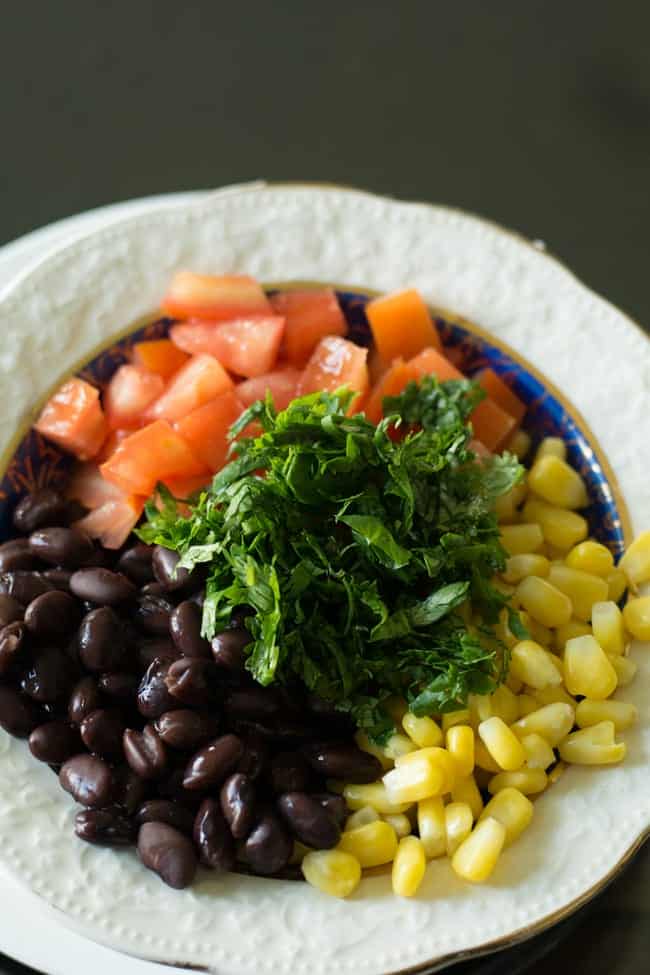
1, 1, 649, 973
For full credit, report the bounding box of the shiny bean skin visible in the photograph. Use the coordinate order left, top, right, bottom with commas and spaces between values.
225, 687, 284, 722
220, 773, 256, 839
24, 590, 79, 639
242, 813, 293, 876
211, 627, 250, 672
99, 672, 139, 699
277, 792, 341, 849
117, 544, 154, 586
311, 793, 348, 829
268, 751, 312, 794
135, 799, 195, 835
78, 607, 126, 672
152, 546, 194, 592
29, 720, 81, 763
123, 725, 168, 779
138, 821, 197, 889
170, 601, 211, 659
138, 658, 177, 718
0, 685, 40, 737
80, 708, 126, 759
165, 658, 216, 708
137, 639, 179, 672
193, 798, 235, 870
0, 571, 53, 605
112, 765, 149, 814
75, 806, 136, 846
0, 539, 37, 572
70, 568, 136, 606
0, 595, 24, 627
236, 736, 268, 780
155, 710, 220, 750
183, 734, 244, 791
59, 754, 114, 807
41, 568, 72, 592
13, 489, 69, 533
0, 622, 26, 677
140, 581, 166, 597
68, 675, 103, 725
134, 594, 174, 636
28, 527, 94, 568
302, 743, 382, 783
22, 646, 74, 703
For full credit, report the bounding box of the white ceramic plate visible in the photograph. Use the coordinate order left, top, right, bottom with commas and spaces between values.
0, 185, 648, 975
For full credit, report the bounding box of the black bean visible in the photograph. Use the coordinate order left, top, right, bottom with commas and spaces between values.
29, 527, 94, 568
225, 687, 284, 722
170, 601, 211, 659
311, 792, 349, 829
0, 685, 40, 737
0, 622, 26, 677
78, 606, 126, 672
13, 489, 68, 534
0, 539, 37, 572
302, 743, 382, 783
80, 708, 126, 759
268, 751, 313, 794
211, 627, 250, 671
59, 754, 114, 807
155, 709, 219, 750
42, 568, 72, 592
117, 544, 154, 585
133, 594, 174, 636
68, 675, 102, 724
138, 821, 197, 889
152, 546, 194, 592
24, 590, 79, 639
135, 799, 195, 835
123, 725, 167, 779
156, 767, 191, 803
137, 657, 176, 718
70, 568, 136, 606
236, 735, 268, 780
220, 773, 256, 839
183, 733, 243, 791
277, 792, 341, 849
112, 764, 150, 813
75, 806, 136, 846
165, 657, 216, 708
137, 639, 179, 672
0, 571, 53, 604
193, 798, 235, 870
230, 716, 318, 747
306, 693, 355, 734
29, 720, 81, 763
0, 594, 24, 627
242, 813, 292, 876
188, 589, 205, 608
140, 581, 166, 597
230, 605, 254, 629
22, 646, 74, 703
98, 672, 139, 699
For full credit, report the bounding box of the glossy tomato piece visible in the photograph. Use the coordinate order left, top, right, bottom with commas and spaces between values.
297, 336, 369, 410
174, 391, 244, 473
96, 428, 131, 463
67, 462, 126, 509
160, 473, 212, 499
170, 317, 284, 378
147, 354, 233, 422
364, 359, 419, 424
236, 367, 301, 411
34, 377, 107, 461
73, 495, 144, 550
100, 420, 207, 496
408, 346, 463, 381
270, 290, 346, 366
132, 339, 189, 379
104, 365, 164, 428
365, 289, 442, 363
161, 272, 271, 320
475, 368, 526, 423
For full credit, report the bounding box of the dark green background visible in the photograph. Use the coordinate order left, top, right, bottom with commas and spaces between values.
0, 2, 648, 973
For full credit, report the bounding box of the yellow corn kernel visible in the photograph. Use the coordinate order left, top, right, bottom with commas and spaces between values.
520, 732, 555, 770
565, 541, 614, 577
523, 498, 588, 550
494, 490, 518, 524
395, 747, 457, 794
417, 796, 446, 858
532, 683, 576, 707
535, 436, 566, 462
547, 565, 609, 622
451, 817, 506, 883
343, 783, 411, 815
528, 455, 588, 510
478, 716, 526, 771
383, 813, 412, 838
564, 635, 618, 699
575, 698, 637, 731
517, 693, 539, 717
559, 721, 626, 765
607, 653, 637, 686
392, 836, 426, 897
511, 478, 528, 508
506, 672, 524, 694
445, 801, 474, 857
442, 708, 471, 732
451, 775, 484, 821
354, 730, 393, 771
619, 531, 650, 587
516, 576, 572, 627
500, 523, 544, 556
479, 787, 533, 845
488, 768, 548, 796
511, 702, 575, 747
510, 639, 563, 690
490, 685, 520, 725
302, 849, 362, 898
591, 601, 626, 655
468, 693, 493, 726
384, 696, 409, 723
492, 578, 516, 600
606, 568, 627, 603
338, 820, 398, 868
402, 712, 443, 749
508, 429, 532, 460
345, 806, 380, 832
554, 618, 592, 651
547, 760, 566, 786
474, 738, 502, 773
502, 553, 550, 584
445, 725, 475, 778
383, 754, 445, 804
383, 733, 417, 761
524, 615, 554, 648
623, 596, 650, 641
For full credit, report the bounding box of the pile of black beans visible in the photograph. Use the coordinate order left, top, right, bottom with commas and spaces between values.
0, 488, 382, 889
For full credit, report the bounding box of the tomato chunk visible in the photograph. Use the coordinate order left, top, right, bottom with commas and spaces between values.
270, 289, 347, 366
100, 420, 207, 496
104, 365, 164, 428
174, 391, 244, 473
73, 496, 144, 550
365, 289, 442, 363
34, 377, 107, 461
236, 367, 301, 411
96, 428, 131, 463
68, 462, 125, 509
364, 359, 419, 424
408, 346, 463, 381
470, 398, 518, 452
297, 336, 369, 410
161, 272, 271, 320
133, 339, 189, 379
160, 473, 212, 499
148, 354, 233, 422
170, 317, 284, 378
475, 368, 526, 423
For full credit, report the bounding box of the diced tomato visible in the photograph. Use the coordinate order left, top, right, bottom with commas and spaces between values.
133, 339, 189, 379
367, 346, 388, 387
104, 365, 164, 428
148, 354, 234, 422
73, 495, 145, 550
364, 359, 419, 424
236, 367, 301, 411
470, 398, 518, 452
160, 473, 213, 498
67, 462, 125, 509
270, 290, 347, 366
170, 317, 284, 378
476, 368, 526, 424
100, 420, 207, 496
174, 391, 244, 473
34, 377, 107, 461
297, 336, 369, 411
96, 428, 131, 464
469, 438, 492, 460
161, 272, 271, 320
365, 289, 442, 363
408, 346, 463, 381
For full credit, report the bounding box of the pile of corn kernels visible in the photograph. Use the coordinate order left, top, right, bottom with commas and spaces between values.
300, 435, 650, 898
